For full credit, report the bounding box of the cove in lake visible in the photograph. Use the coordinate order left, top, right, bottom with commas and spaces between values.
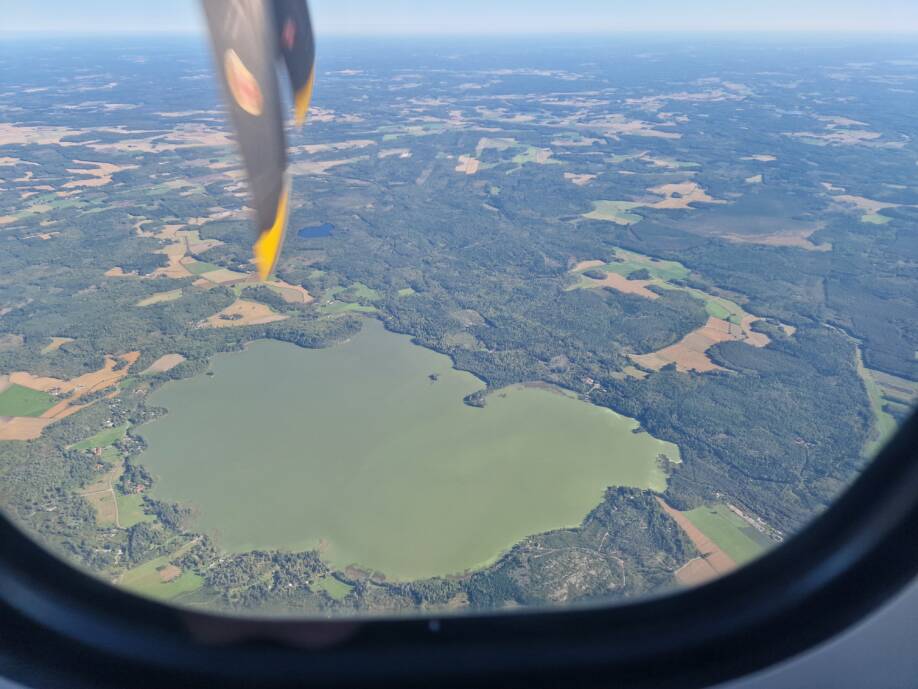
138, 319, 679, 581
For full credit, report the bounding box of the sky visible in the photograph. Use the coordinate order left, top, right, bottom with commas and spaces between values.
2, 0, 918, 35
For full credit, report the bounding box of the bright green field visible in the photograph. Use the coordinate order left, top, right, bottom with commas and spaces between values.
184, 261, 221, 275
575, 248, 748, 324
855, 349, 899, 456
138, 319, 679, 581
583, 201, 643, 225
116, 493, 153, 528
862, 213, 892, 225
682, 504, 769, 564
594, 248, 690, 282
72, 424, 129, 450
347, 282, 381, 301
120, 540, 203, 601
0, 384, 56, 417
318, 301, 378, 315
314, 575, 354, 600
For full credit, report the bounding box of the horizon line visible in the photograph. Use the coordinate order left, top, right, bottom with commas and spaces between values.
3, 28, 918, 37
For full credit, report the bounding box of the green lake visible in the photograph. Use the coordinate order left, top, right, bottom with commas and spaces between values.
138, 318, 679, 581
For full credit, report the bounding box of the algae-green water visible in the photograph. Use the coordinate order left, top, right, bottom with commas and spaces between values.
139, 319, 679, 580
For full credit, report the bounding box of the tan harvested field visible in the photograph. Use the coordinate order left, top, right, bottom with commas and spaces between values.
295, 139, 374, 154
0, 352, 139, 440
630, 316, 768, 373
657, 498, 736, 586
87, 123, 234, 154
455, 155, 480, 174
142, 354, 186, 375
564, 172, 596, 186
265, 279, 315, 304
104, 266, 138, 278
646, 181, 725, 210
62, 160, 137, 189
198, 299, 288, 329
474, 137, 517, 156
833, 194, 899, 213
574, 113, 681, 140
0, 156, 38, 166
572, 259, 604, 272
792, 129, 882, 145
0, 123, 84, 146
378, 147, 411, 159
136, 290, 182, 307
0, 375, 9, 394
288, 157, 368, 175
622, 366, 648, 380
158, 565, 182, 583
720, 229, 831, 252
41, 336, 74, 353
0, 416, 54, 441
675, 557, 721, 586
198, 268, 248, 285
581, 272, 659, 299
86, 490, 119, 526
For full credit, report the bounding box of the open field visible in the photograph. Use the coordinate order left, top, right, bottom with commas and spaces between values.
646, 181, 725, 209
198, 299, 288, 328
62, 160, 137, 190
564, 172, 596, 186
455, 154, 480, 174
142, 354, 186, 375
576, 271, 659, 298
570, 249, 749, 326
197, 267, 249, 285
119, 539, 203, 601
136, 289, 182, 307
682, 504, 768, 564
182, 260, 221, 276
72, 423, 130, 450
117, 493, 153, 528
314, 575, 354, 601
583, 200, 643, 225
86, 490, 119, 526
262, 279, 315, 304
855, 349, 901, 456
657, 498, 736, 586
630, 316, 768, 373
41, 336, 74, 354
318, 301, 378, 316
0, 384, 57, 417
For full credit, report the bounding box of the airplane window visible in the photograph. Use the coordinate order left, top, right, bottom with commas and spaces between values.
0, 1, 916, 623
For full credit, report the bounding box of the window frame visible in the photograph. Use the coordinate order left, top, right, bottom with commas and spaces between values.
1, 410, 917, 689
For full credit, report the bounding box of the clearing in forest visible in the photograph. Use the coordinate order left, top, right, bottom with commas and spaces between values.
41, 336, 74, 353
630, 316, 769, 373
0, 354, 139, 440
582, 200, 643, 225
682, 503, 769, 564
198, 299, 288, 328
142, 354, 187, 375
0, 383, 57, 417
136, 289, 183, 307
657, 498, 736, 586
455, 155, 480, 174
